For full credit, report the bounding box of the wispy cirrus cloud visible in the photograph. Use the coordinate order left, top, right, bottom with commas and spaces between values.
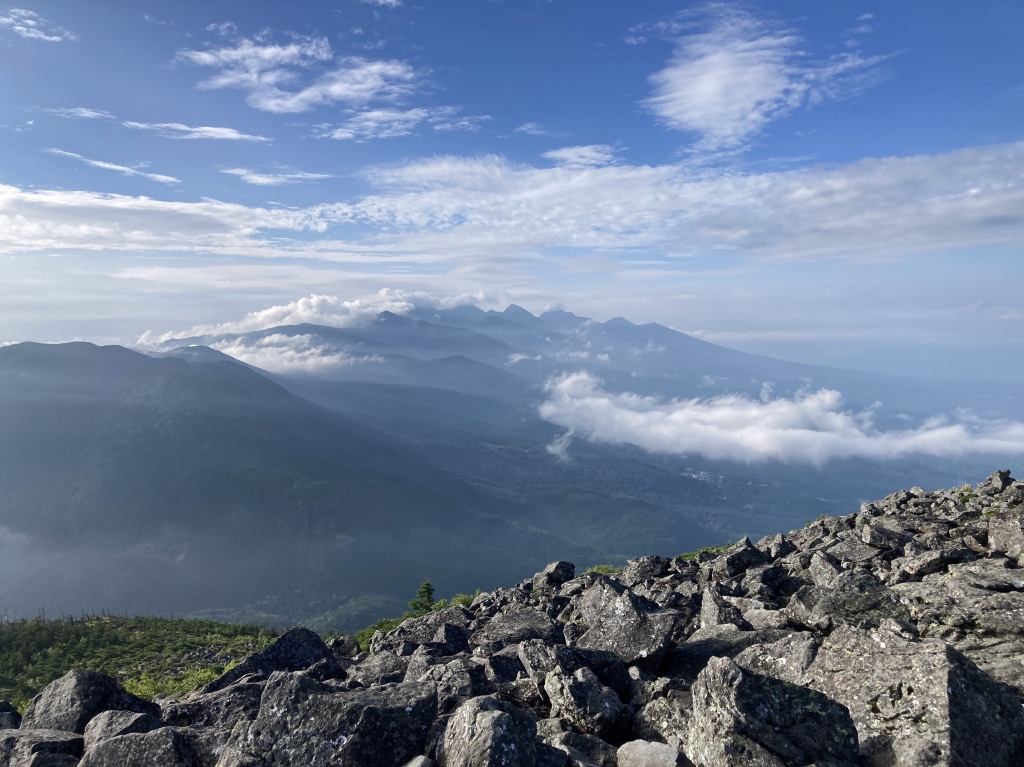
316, 107, 489, 141
539, 371, 1024, 465
360, 0, 403, 6
221, 167, 331, 186
643, 4, 892, 151
542, 145, 618, 168
47, 107, 115, 120
123, 121, 270, 141
175, 35, 418, 113
46, 149, 180, 184
0, 8, 74, 42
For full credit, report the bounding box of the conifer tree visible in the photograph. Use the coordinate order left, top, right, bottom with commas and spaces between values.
408, 579, 435, 615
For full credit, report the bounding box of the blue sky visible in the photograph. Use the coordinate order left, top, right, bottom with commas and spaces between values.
2, 0, 1023, 380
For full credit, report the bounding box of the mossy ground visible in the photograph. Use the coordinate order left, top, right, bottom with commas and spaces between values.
0, 616, 277, 711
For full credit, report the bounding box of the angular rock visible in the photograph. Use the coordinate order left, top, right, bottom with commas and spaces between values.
710, 537, 770, 580
548, 732, 617, 767
349, 650, 410, 687
686, 657, 859, 767
660, 625, 792, 685
203, 627, 338, 694
544, 668, 627, 742
372, 608, 475, 656
787, 569, 911, 631
436, 695, 536, 767
631, 692, 691, 748
160, 675, 265, 731
24, 754, 80, 767
534, 562, 577, 591
620, 557, 673, 588
470, 606, 564, 651
83, 710, 160, 750
617, 740, 686, 767
805, 624, 1024, 767
698, 588, 746, 630
222, 673, 438, 767
0, 702, 19, 731
569, 580, 680, 668
989, 509, 1024, 559
21, 669, 159, 734
78, 726, 197, 767
327, 635, 361, 658
807, 551, 843, 589
733, 632, 820, 685
0, 729, 84, 766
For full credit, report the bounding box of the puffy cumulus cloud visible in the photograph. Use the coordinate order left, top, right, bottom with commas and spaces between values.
175, 36, 418, 114
0, 8, 74, 42
208, 333, 379, 374
138, 289, 488, 344
538, 372, 1024, 465
315, 107, 489, 141
643, 5, 890, 151
542, 145, 618, 168
122, 122, 270, 141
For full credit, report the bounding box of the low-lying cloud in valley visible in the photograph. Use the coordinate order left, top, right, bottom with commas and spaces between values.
539, 371, 1024, 465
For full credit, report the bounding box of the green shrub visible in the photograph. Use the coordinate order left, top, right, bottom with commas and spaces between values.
677, 544, 729, 561
352, 585, 483, 652
584, 564, 622, 575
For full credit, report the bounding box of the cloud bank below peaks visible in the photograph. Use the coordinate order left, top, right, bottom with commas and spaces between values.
539, 371, 1024, 465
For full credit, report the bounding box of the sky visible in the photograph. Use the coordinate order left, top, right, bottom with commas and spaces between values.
1, 0, 1023, 381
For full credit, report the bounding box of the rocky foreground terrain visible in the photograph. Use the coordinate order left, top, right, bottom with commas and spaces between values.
3, 470, 1024, 767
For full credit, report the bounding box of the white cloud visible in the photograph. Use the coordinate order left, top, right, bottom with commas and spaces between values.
206, 21, 236, 36
543, 145, 617, 168
538, 371, 1024, 465
361, 0, 402, 6
208, 333, 377, 373
221, 167, 331, 186
123, 122, 270, 141
47, 149, 180, 185
643, 5, 890, 150
47, 107, 115, 120
515, 122, 558, 136
317, 107, 488, 141
175, 36, 418, 113
141, 290, 435, 344
0, 8, 73, 42
7, 142, 1024, 268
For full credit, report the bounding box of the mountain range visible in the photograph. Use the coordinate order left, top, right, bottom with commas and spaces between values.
0, 304, 1017, 630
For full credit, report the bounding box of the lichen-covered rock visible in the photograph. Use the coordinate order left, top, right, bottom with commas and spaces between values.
544, 668, 627, 742
436, 695, 536, 767
20, 669, 160, 734
372, 608, 475, 656
568, 580, 680, 668
787, 570, 911, 632
547, 731, 617, 767
631, 692, 691, 748
698, 588, 746, 630
83, 710, 160, 750
805, 624, 1024, 767
471, 606, 564, 651
0, 729, 83, 767
160, 675, 265, 731
617, 739, 686, 767
24, 753, 80, 767
685, 657, 859, 767
221, 673, 438, 767
202, 628, 338, 694
79, 726, 198, 767
733, 632, 820, 685
534, 562, 577, 591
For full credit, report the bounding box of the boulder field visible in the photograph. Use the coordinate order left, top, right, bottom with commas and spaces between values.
3, 470, 1024, 767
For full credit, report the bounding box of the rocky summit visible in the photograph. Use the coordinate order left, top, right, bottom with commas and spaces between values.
3, 471, 1024, 767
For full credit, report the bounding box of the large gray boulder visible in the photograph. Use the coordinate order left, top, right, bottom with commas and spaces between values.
160, 675, 266, 731
534, 562, 577, 591
79, 726, 197, 767
202, 627, 339, 694
805, 625, 1024, 767
544, 668, 627, 742
436, 696, 536, 767
568, 580, 681, 668
83, 710, 160, 750
20, 669, 160, 734
371, 608, 474, 656
617, 739, 686, 767
470, 606, 564, 651
220, 672, 438, 767
685, 657, 859, 767
0, 729, 83, 767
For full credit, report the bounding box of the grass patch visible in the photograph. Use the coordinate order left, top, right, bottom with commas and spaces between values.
678, 544, 729, 561
0, 615, 277, 711
584, 564, 623, 575
352, 583, 480, 652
